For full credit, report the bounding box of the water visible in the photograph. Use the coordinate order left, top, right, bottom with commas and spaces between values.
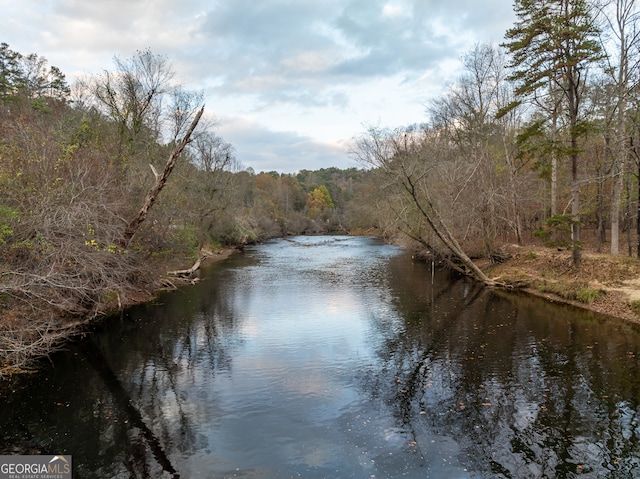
1, 235, 640, 478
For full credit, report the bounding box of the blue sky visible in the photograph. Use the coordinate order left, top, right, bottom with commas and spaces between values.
1, 0, 515, 173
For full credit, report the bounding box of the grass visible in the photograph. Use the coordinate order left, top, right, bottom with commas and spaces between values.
533, 280, 601, 303
576, 287, 599, 304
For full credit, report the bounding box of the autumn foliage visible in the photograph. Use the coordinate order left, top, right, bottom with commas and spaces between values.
0, 44, 371, 375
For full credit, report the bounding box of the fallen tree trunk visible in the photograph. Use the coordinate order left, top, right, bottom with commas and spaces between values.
400, 171, 500, 287
167, 255, 206, 278
119, 106, 205, 248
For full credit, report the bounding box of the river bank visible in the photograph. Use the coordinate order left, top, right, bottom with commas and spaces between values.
482, 243, 640, 323
3, 235, 640, 378
0, 247, 239, 378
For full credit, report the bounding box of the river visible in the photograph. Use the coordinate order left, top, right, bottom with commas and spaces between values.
1, 235, 640, 478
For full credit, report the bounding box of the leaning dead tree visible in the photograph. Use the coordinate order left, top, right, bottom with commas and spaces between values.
398, 168, 498, 286
352, 125, 501, 287
119, 106, 205, 248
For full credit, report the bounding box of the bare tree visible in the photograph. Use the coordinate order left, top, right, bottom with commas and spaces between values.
598, 0, 640, 255
90, 49, 175, 151
430, 44, 528, 254
353, 125, 499, 286
165, 87, 206, 143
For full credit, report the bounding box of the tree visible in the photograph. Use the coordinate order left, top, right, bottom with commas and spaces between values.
0, 43, 21, 101
119, 106, 205, 248
0, 45, 238, 373
177, 130, 239, 246
504, 0, 603, 266
88, 49, 174, 153
306, 185, 335, 220
166, 87, 207, 144
598, 0, 640, 255
430, 43, 529, 252
0, 44, 70, 106
352, 125, 499, 286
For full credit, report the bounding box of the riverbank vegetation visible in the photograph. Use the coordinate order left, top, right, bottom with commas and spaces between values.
352, 1, 640, 298
0, 44, 373, 375
5, 0, 640, 374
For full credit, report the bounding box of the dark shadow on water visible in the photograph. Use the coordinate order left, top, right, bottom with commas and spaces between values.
376, 255, 640, 477
1, 237, 640, 478
79, 338, 180, 478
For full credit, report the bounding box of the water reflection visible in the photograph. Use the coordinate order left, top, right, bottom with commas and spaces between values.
0, 236, 639, 478
383, 255, 640, 478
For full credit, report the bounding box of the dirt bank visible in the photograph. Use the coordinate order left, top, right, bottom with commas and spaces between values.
484, 244, 640, 323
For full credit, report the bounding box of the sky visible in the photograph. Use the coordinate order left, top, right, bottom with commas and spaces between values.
1, 0, 516, 173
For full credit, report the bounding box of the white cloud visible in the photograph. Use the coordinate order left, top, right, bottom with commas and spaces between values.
382, 4, 405, 17
0, 0, 516, 172
218, 115, 351, 174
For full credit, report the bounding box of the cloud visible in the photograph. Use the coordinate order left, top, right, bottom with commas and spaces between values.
0, 0, 517, 172
3, 0, 209, 76
193, 0, 467, 107
219, 116, 352, 174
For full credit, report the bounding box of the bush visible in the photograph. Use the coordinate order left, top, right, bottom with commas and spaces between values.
174, 224, 200, 259
0, 206, 18, 245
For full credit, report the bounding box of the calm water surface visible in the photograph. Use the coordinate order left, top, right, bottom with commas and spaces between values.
2, 235, 640, 478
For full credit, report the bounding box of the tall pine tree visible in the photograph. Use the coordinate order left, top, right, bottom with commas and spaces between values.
503, 0, 602, 266
0, 43, 21, 101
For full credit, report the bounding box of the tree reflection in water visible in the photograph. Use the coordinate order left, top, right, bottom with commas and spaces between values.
381, 255, 640, 478
90, 268, 242, 477
2, 239, 640, 479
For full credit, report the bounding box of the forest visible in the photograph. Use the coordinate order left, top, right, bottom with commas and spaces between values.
0, 41, 380, 373
2, 0, 640, 374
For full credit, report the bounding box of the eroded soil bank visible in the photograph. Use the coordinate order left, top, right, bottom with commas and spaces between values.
483, 244, 640, 323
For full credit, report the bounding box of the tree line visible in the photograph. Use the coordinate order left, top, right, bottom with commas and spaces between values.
353, 0, 640, 282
